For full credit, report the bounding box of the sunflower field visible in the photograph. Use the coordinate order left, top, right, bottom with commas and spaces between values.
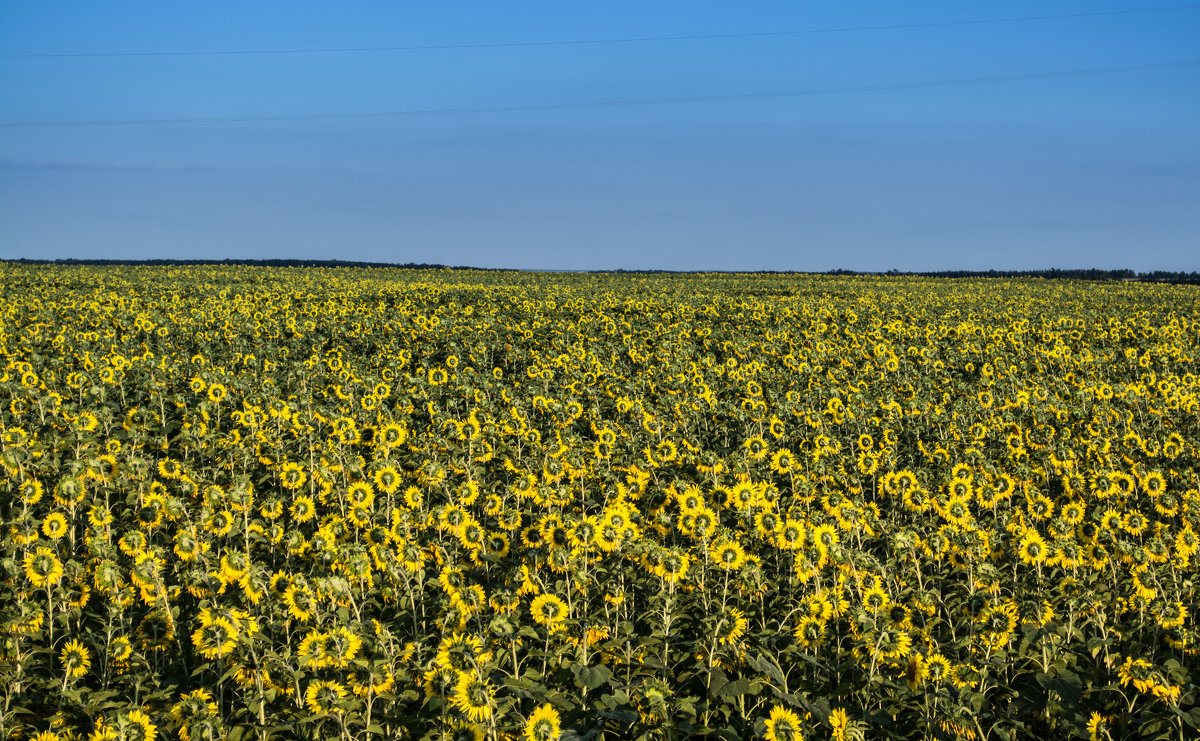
0, 265, 1197, 741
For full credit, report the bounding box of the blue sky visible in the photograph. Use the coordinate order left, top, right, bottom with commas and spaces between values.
1, 1, 1197, 270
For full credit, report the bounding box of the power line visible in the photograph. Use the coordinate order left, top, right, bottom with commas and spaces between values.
3, 5, 1199, 59
3, 60, 1196, 128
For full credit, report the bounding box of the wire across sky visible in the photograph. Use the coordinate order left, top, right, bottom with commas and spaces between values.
3, 1, 1197, 270
2, 60, 1197, 128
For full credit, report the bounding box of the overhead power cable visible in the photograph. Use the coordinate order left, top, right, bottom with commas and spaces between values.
2, 60, 1196, 129
3, 5, 1198, 59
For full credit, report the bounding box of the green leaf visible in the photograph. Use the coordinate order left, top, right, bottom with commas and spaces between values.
573, 664, 612, 690
707, 666, 730, 697
716, 678, 753, 698
598, 707, 639, 725
1179, 707, 1200, 729
745, 655, 786, 688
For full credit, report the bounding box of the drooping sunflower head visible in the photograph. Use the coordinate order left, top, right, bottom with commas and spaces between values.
530, 593, 569, 631
305, 679, 348, 715
764, 705, 804, 741
451, 673, 495, 723
524, 703, 562, 741
60, 638, 91, 679
712, 540, 747, 571
24, 547, 64, 588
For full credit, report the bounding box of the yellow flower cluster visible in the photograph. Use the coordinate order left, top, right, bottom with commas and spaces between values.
0, 266, 1196, 739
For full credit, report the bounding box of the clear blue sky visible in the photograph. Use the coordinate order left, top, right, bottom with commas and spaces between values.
1, 2, 1197, 271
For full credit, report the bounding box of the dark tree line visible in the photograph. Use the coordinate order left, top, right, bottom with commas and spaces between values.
3, 258, 1198, 283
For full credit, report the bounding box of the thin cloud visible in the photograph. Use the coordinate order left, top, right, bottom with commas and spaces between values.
0, 158, 208, 172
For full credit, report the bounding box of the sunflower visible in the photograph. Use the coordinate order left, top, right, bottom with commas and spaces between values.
856, 452, 880, 475
755, 510, 781, 538
157, 458, 183, 480
19, 479, 43, 506
690, 509, 717, 539
530, 593, 569, 632
458, 522, 487, 552
373, 465, 402, 494
486, 531, 512, 558
812, 523, 839, 550
424, 666, 460, 699
1061, 501, 1085, 524
524, 703, 563, 741
192, 617, 238, 660
105, 635, 134, 671
770, 448, 796, 474
1140, 470, 1167, 496
1157, 601, 1187, 630
259, 498, 284, 520
279, 462, 307, 490
1099, 509, 1123, 533
348, 505, 372, 528
1026, 494, 1054, 521
676, 482, 700, 510
436, 633, 490, 672
776, 519, 805, 550
743, 436, 769, 461
172, 689, 225, 741
327, 626, 362, 668
60, 638, 91, 678
711, 540, 747, 571
378, 422, 408, 448
732, 481, 760, 510
125, 710, 157, 741
862, 583, 890, 612
1123, 511, 1148, 536
403, 486, 425, 509
793, 616, 825, 649
829, 708, 849, 741
451, 673, 495, 723
1017, 531, 1047, 566
1117, 656, 1156, 693
349, 666, 396, 697
487, 587, 520, 615
202, 510, 234, 537
1154, 493, 1180, 518
347, 481, 375, 507
298, 631, 330, 669
764, 705, 804, 741
42, 512, 69, 539
305, 680, 348, 715
173, 530, 205, 562
658, 550, 691, 584
283, 585, 317, 622
942, 496, 972, 527
717, 607, 748, 646
399, 541, 425, 573
207, 383, 227, 403
24, 547, 64, 588
290, 495, 316, 524
925, 653, 952, 683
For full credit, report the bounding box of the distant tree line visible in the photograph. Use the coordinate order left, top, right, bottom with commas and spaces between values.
2, 259, 1197, 283
857, 268, 1200, 284
1, 257, 477, 270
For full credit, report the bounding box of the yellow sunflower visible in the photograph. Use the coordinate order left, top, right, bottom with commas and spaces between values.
524, 703, 562, 741
764, 705, 804, 741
